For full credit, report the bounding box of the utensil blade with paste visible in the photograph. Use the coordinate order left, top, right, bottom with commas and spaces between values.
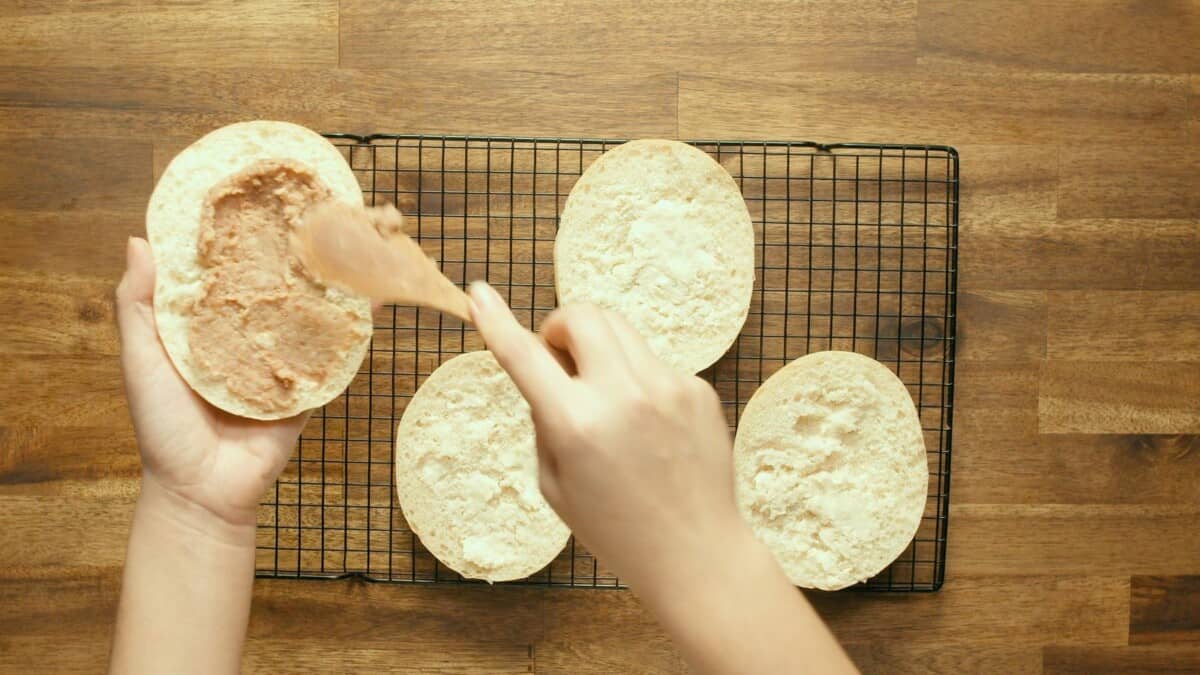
293, 201, 472, 321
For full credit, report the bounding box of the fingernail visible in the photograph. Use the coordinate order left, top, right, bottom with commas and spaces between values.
468, 281, 502, 312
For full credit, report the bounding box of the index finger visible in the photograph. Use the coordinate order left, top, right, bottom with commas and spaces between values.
468, 281, 572, 411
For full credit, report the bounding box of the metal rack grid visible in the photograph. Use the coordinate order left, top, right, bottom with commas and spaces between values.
255, 134, 958, 592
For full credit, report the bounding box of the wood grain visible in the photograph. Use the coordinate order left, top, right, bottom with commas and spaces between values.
0, 66, 679, 141
539, 591, 684, 674
0, 636, 536, 675
678, 71, 1190, 144
340, 0, 918, 73
959, 219, 1200, 291
1131, 576, 1200, 644
243, 639, 534, 675
0, 271, 118, 355
1191, 74, 1199, 142
0, 355, 127, 427
0, 495, 134, 573
0, 571, 543, 673
0, 573, 120, 642
957, 290, 1046, 360
0, 209, 137, 276
1047, 292, 1200, 361
1, 426, 140, 487
1043, 645, 1200, 674
953, 360, 1040, 420
0, 136, 151, 213
950, 505, 1200, 576
956, 145, 1058, 224
1058, 146, 1200, 220
1039, 362, 1200, 434
0, 1, 339, 68
248, 578, 545, 643
952, 433, 1200, 505
918, 0, 1200, 73
811, 576, 1129, 646
3, 1, 1199, 673
846, 644, 1041, 675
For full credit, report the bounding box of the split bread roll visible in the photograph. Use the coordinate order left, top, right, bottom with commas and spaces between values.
554, 139, 755, 374
394, 351, 570, 582
734, 351, 928, 590
147, 120, 373, 420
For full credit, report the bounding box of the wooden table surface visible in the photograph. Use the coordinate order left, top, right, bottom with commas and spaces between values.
2, 1, 1198, 673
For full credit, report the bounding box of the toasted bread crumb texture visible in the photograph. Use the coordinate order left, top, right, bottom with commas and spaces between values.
734, 351, 928, 590
554, 139, 755, 374
394, 351, 570, 582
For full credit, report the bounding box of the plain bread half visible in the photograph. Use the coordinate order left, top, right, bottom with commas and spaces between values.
394, 351, 570, 582
554, 139, 755, 374
733, 351, 928, 590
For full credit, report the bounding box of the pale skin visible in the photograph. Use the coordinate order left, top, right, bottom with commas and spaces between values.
470, 282, 857, 675
111, 237, 858, 674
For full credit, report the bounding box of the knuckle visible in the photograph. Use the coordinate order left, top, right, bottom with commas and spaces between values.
554, 303, 588, 323
544, 305, 587, 340
691, 375, 716, 395
603, 308, 636, 334
565, 406, 605, 440
633, 377, 669, 409
543, 306, 568, 326
689, 376, 722, 406
571, 302, 602, 318
623, 387, 656, 418
659, 378, 691, 409
570, 303, 609, 331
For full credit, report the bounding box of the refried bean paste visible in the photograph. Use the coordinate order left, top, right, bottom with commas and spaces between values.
188, 159, 367, 413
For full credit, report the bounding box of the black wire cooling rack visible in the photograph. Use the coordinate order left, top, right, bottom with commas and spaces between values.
255, 135, 958, 592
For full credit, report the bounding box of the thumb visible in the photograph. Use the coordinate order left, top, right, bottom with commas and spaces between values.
116, 237, 173, 395
116, 237, 157, 349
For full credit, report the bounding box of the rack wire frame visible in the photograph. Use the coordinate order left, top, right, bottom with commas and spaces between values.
255, 134, 958, 592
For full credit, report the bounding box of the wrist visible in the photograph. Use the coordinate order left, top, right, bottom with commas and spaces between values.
114, 474, 259, 675
137, 472, 257, 551
629, 519, 855, 675
628, 513, 768, 603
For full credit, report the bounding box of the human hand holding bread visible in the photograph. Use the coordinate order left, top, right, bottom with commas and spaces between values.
117, 236, 308, 529
112, 236, 307, 674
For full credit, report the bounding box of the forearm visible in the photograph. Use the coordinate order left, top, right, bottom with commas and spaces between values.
633, 526, 858, 675
110, 474, 257, 675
